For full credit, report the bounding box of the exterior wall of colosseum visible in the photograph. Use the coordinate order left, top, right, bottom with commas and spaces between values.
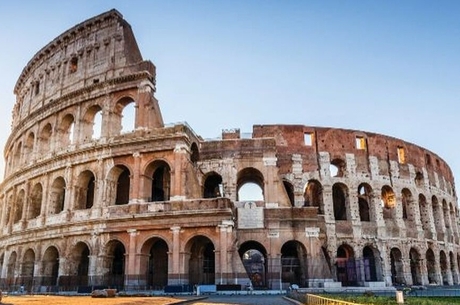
0, 9, 458, 293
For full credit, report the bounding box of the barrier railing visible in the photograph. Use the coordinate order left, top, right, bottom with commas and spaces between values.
306, 294, 364, 305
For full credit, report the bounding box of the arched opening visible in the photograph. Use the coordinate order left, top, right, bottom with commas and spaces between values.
24, 132, 35, 161
58, 114, 75, 147
39, 123, 52, 154
21, 249, 35, 292
283, 180, 295, 207
410, 248, 422, 285
141, 238, 169, 289
203, 172, 223, 198
432, 196, 443, 233
419, 194, 429, 232
304, 180, 323, 213
71, 242, 90, 287
81, 105, 103, 141
440, 250, 448, 285
358, 183, 372, 222
50, 177, 66, 214
7, 252, 17, 281
114, 166, 130, 205
190, 143, 199, 164
332, 183, 348, 220
186, 236, 215, 285
106, 240, 126, 290
42, 246, 59, 286
75, 171, 95, 209
14, 142, 22, 167
28, 183, 43, 219
146, 161, 171, 202
336, 244, 356, 286
120, 101, 136, 133
415, 171, 424, 188
281, 241, 307, 287
239, 241, 267, 288
381, 185, 395, 219
14, 190, 25, 223
330, 158, 346, 177
362, 246, 378, 281
401, 188, 412, 221
426, 248, 437, 284
237, 168, 264, 202
442, 200, 451, 231
390, 248, 404, 286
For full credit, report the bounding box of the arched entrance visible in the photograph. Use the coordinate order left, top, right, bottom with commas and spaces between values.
238, 241, 268, 288
105, 240, 126, 290
21, 249, 35, 291
362, 246, 379, 281
42, 246, 59, 286
440, 250, 448, 285
390, 248, 404, 285
409, 248, 422, 285
426, 248, 437, 284
186, 236, 215, 285
281, 241, 307, 287
141, 238, 169, 289
336, 244, 356, 286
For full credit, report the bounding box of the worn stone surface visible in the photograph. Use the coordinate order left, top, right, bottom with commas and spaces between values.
0, 9, 458, 292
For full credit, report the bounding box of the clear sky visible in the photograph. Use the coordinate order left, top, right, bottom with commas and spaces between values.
0, 1, 459, 189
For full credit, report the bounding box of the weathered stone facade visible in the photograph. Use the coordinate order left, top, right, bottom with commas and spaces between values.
0, 9, 458, 292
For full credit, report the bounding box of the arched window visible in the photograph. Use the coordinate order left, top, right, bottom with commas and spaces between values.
330, 158, 346, 177
381, 185, 395, 219
39, 123, 53, 154
50, 177, 66, 214
28, 183, 43, 219
14, 190, 25, 223
75, 171, 96, 209
57, 114, 75, 147
358, 183, 372, 222
81, 105, 103, 142
401, 188, 412, 221
336, 244, 356, 286
390, 248, 404, 285
237, 168, 264, 202
115, 166, 130, 205
332, 183, 348, 220
304, 180, 323, 213
238, 241, 267, 288
145, 161, 171, 202
203, 172, 223, 198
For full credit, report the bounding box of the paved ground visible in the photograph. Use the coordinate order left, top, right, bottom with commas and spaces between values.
188, 294, 295, 305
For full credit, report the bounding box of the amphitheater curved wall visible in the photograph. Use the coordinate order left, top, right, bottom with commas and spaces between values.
0, 9, 458, 292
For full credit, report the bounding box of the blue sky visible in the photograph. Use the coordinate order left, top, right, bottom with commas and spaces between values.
0, 1, 459, 188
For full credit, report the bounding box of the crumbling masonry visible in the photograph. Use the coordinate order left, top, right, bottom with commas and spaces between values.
0, 9, 458, 292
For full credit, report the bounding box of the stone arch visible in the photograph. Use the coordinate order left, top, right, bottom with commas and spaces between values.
381, 185, 396, 219
426, 248, 437, 284
185, 235, 215, 285
304, 179, 323, 213
190, 142, 199, 164
415, 171, 424, 188
390, 247, 404, 285
49, 177, 66, 214
442, 199, 451, 231
358, 183, 372, 222
57, 113, 75, 147
281, 240, 307, 287
140, 237, 169, 289
145, 160, 171, 202
38, 122, 52, 154
401, 188, 413, 221
21, 248, 35, 291
409, 247, 422, 285
104, 240, 126, 289
238, 240, 267, 288
106, 165, 131, 205
75, 170, 96, 209
432, 196, 443, 233
24, 132, 35, 161
440, 250, 448, 285
362, 245, 380, 282
7, 251, 17, 280
203, 171, 223, 198
330, 158, 346, 177
237, 167, 264, 202
42, 246, 59, 286
13, 141, 22, 168
449, 251, 457, 285
332, 183, 348, 221
28, 183, 43, 219
81, 104, 103, 141
336, 244, 356, 286
69, 241, 90, 287
282, 180, 295, 207
14, 189, 25, 223
115, 96, 136, 134
419, 194, 430, 233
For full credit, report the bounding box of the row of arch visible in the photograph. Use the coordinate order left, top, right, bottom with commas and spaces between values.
7, 97, 136, 174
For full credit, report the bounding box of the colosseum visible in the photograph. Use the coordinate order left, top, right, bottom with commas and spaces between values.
0, 9, 458, 293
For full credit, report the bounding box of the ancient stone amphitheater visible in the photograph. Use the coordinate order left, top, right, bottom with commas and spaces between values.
0, 9, 458, 293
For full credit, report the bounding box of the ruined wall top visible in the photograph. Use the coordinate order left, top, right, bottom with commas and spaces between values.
11, 9, 155, 128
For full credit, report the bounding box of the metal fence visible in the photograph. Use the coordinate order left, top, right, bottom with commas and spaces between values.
305, 294, 363, 305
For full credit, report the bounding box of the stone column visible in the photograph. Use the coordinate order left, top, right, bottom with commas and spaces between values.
169, 226, 181, 285
171, 144, 187, 201
131, 152, 141, 202
126, 229, 139, 278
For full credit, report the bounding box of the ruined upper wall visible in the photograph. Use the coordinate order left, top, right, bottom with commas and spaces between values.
11, 9, 154, 128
